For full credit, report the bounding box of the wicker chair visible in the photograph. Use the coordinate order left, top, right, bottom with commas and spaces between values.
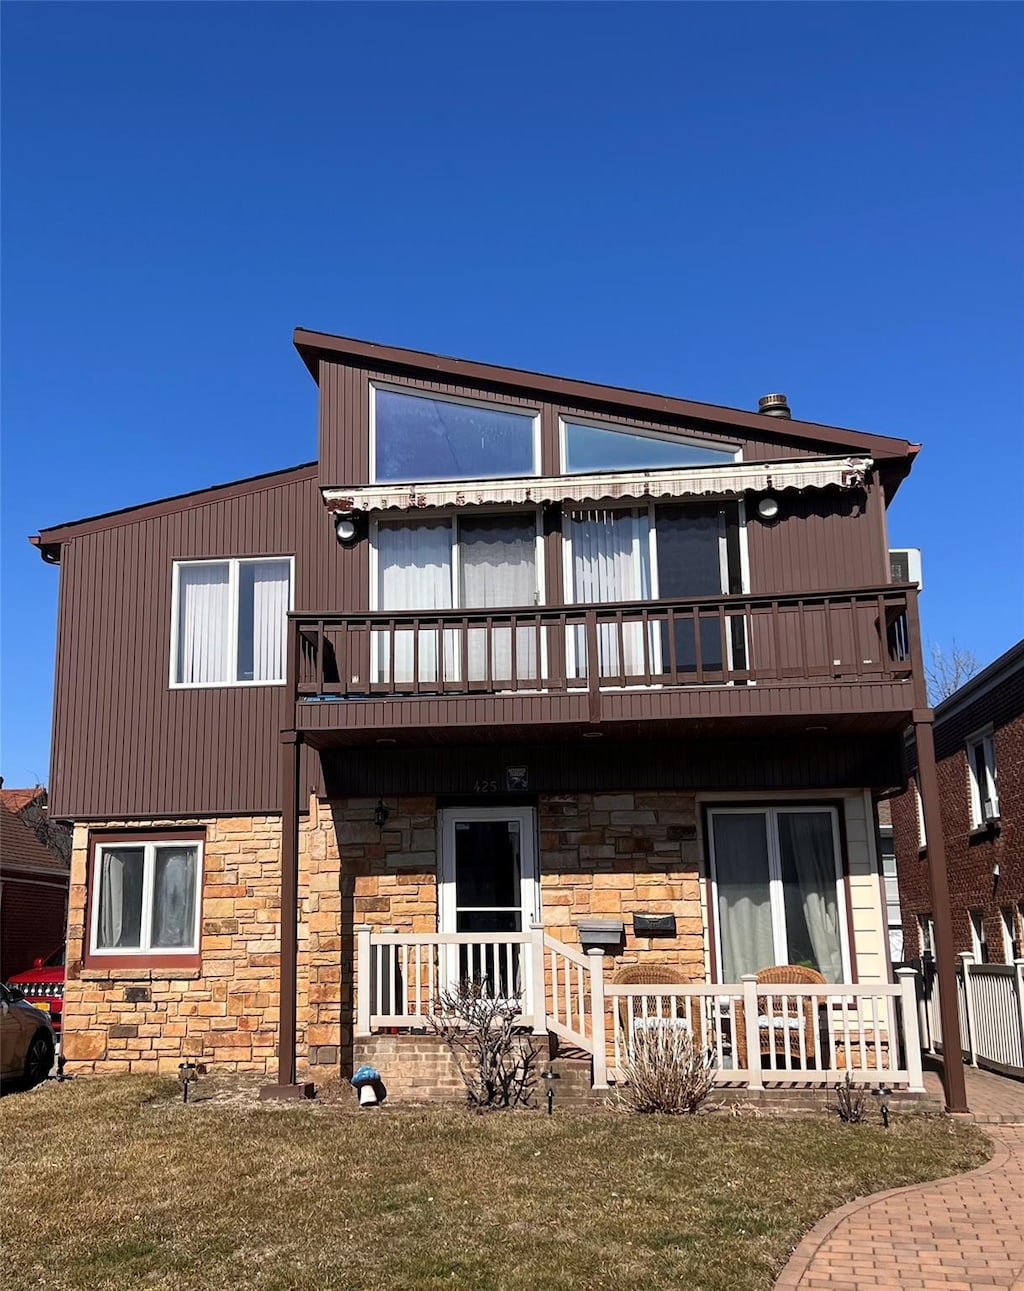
610, 962, 700, 1039
734, 964, 826, 1070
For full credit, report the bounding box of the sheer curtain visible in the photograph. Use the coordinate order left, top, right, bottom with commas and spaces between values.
152, 847, 199, 948
567, 509, 652, 677
377, 520, 454, 684
177, 564, 231, 684
460, 515, 537, 683
712, 814, 775, 981
97, 848, 145, 949
778, 812, 843, 982
238, 560, 290, 682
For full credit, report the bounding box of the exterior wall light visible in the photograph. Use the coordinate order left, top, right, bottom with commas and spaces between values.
374, 799, 390, 828
756, 496, 780, 521
334, 513, 362, 546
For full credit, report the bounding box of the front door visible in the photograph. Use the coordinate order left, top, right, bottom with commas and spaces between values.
439, 807, 539, 1009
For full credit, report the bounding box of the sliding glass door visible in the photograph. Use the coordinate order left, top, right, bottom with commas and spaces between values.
709, 807, 847, 983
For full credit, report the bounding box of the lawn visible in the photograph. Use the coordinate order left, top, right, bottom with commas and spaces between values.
1, 1077, 988, 1291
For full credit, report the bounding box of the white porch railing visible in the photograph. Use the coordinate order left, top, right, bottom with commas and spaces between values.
957, 954, 1024, 1074
354, 925, 925, 1092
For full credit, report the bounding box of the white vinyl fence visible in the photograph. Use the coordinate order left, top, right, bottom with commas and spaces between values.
922, 953, 1024, 1076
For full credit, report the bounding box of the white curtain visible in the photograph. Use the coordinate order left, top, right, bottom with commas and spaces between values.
152, 847, 198, 949
245, 560, 290, 682
460, 516, 538, 683
778, 812, 843, 982
568, 509, 653, 677
377, 520, 454, 684
712, 814, 776, 981
177, 564, 231, 684
97, 848, 144, 949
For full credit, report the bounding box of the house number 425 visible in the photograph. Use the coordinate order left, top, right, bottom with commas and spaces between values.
473, 779, 498, 794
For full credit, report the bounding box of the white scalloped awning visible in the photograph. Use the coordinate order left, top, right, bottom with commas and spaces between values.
322, 457, 872, 513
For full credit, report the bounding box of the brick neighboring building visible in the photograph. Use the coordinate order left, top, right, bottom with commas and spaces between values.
893, 640, 1024, 966
1, 787, 71, 977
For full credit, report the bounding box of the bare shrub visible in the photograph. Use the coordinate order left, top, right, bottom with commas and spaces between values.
834, 1072, 869, 1123
428, 981, 539, 1110
617, 1027, 716, 1115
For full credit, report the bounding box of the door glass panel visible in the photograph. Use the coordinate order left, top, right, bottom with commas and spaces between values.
454, 821, 521, 909
712, 814, 775, 980
655, 504, 725, 673
777, 812, 843, 983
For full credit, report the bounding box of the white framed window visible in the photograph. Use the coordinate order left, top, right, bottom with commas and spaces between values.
370, 510, 544, 685
171, 556, 294, 688
708, 805, 850, 983
89, 840, 202, 956
561, 500, 747, 678
966, 727, 1000, 827
371, 384, 541, 484
919, 914, 935, 959
558, 414, 740, 475
1000, 907, 1017, 964
913, 777, 927, 850
969, 909, 988, 963
879, 824, 903, 961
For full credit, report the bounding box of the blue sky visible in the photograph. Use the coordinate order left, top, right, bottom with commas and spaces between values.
2, 3, 1021, 787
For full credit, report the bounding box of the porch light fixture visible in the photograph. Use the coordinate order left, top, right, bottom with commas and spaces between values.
334, 513, 361, 546
756, 495, 780, 521
374, 799, 390, 828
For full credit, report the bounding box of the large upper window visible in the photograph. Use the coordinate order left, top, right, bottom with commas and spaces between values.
562, 417, 738, 475
709, 806, 848, 983
90, 839, 202, 956
172, 557, 292, 687
373, 387, 539, 483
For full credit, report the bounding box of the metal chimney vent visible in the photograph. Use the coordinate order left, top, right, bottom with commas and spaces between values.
758, 393, 791, 419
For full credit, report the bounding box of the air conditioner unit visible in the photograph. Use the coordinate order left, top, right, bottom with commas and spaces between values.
889, 547, 923, 589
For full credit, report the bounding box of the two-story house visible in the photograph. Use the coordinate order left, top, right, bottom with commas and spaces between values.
32, 330, 956, 1104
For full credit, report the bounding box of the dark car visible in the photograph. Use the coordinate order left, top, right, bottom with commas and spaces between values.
7, 947, 65, 1035
0, 982, 55, 1085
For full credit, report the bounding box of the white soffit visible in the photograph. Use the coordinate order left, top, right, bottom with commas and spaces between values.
322, 457, 873, 513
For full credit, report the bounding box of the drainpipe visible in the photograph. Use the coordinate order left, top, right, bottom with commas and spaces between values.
260, 727, 314, 1100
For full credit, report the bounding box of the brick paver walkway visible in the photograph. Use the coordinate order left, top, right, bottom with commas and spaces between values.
776, 1067, 1024, 1290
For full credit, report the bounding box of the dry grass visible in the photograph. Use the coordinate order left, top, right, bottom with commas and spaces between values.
1, 1076, 989, 1291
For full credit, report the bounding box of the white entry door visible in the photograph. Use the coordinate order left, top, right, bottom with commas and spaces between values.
439, 807, 539, 1010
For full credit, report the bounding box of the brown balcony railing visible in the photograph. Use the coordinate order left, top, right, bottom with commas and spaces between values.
291, 585, 917, 707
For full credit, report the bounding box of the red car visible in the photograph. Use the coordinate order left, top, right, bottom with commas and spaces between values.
7, 948, 65, 1035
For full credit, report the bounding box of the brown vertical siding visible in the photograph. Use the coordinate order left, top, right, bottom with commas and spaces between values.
49, 469, 337, 820
746, 482, 888, 594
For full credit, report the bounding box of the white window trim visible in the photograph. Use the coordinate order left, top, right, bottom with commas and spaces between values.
707, 804, 851, 983
169, 555, 295, 690
919, 914, 935, 958
557, 412, 742, 475
370, 382, 542, 486
969, 909, 986, 962
1000, 907, 1016, 964
89, 839, 204, 957
965, 726, 1000, 827
914, 777, 927, 850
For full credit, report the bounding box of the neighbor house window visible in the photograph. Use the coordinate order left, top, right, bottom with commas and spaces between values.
1000, 907, 1017, 963
969, 910, 988, 963
708, 806, 848, 983
90, 839, 202, 956
172, 557, 293, 687
372, 386, 539, 483
919, 914, 935, 959
879, 825, 903, 961
561, 417, 738, 474
966, 728, 1000, 826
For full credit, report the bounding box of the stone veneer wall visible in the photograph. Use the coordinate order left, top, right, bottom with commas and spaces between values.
62, 816, 284, 1074
61, 792, 707, 1079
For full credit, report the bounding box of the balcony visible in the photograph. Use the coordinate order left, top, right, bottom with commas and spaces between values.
292, 584, 919, 744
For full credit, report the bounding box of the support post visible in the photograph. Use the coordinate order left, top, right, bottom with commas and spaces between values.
896, 968, 925, 1092
914, 716, 969, 1112
529, 922, 547, 1037
260, 729, 314, 1101
355, 925, 372, 1037
959, 952, 978, 1067
741, 974, 763, 1091
588, 948, 608, 1091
